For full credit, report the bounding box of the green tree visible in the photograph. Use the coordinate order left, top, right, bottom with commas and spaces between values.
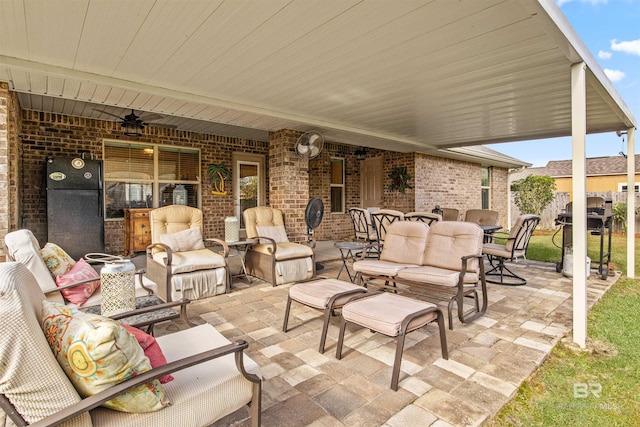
511, 175, 556, 215
611, 201, 639, 233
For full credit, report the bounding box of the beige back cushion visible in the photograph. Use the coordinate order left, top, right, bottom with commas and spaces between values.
423, 221, 483, 273
3, 229, 64, 303
150, 206, 204, 253
464, 209, 499, 226
380, 221, 430, 265
506, 214, 539, 252
0, 262, 92, 426
243, 207, 285, 240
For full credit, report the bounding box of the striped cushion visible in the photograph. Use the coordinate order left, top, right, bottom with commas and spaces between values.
0, 262, 92, 426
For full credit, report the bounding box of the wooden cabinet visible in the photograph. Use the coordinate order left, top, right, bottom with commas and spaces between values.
124, 208, 153, 256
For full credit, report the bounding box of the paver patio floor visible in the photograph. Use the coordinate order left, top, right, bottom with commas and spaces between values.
150, 246, 618, 427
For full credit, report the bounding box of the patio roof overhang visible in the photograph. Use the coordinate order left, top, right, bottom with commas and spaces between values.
0, 0, 636, 347
0, 0, 635, 160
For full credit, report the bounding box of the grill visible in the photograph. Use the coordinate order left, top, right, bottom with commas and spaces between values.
554, 197, 612, 280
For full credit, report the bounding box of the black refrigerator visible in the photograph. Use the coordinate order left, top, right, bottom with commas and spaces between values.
46, 157, 105, 260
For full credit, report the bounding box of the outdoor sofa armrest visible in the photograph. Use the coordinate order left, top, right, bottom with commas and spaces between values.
253, 235, 278, 255
203, 237, 230, 257
287, 234, 316, 248
26, 340, 260, 427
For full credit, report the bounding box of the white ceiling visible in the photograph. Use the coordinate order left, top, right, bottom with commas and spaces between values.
0, 0, 636, 166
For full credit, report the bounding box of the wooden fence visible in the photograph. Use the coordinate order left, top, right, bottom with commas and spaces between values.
510, 191, 640, 232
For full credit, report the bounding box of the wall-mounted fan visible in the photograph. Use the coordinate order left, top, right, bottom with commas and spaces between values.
93, 108, 176, 135
295, 131, 324, 159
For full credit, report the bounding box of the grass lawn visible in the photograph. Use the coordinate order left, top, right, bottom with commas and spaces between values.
488, 231, 640, 426
497, 229, 640, 277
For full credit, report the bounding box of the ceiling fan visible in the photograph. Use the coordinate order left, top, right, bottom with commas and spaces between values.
295, 131, 324, 160
93, 108, 176, 135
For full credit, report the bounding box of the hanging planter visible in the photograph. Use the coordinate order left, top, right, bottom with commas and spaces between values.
388, 166, 413, 193
207, 164, 231, 195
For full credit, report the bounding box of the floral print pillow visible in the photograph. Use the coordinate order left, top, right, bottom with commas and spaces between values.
41, 301, 170, 412
40, 242, 76, 277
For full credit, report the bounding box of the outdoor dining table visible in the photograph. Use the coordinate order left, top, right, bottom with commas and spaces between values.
480, 224, 502, 243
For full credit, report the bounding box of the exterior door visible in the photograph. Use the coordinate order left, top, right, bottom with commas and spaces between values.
233, 153, 266, 230
361, 156, 383, 208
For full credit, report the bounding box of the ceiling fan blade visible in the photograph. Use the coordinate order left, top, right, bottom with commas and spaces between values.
149, 123, 179, 130
138, 112, 165, 122
92, 108, 124, 120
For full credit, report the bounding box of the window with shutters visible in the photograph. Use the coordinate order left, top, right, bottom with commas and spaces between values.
104, 141, 200, 219
330, 158, 345, 213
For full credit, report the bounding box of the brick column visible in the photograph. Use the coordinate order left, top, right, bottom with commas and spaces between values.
0, 83, 9, 259
269, 129, 309, 241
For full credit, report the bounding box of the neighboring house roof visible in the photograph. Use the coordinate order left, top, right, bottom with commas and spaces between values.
509, 154, 640, 182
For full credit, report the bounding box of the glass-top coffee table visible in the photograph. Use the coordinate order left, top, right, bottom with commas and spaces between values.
82, 295, 181, 334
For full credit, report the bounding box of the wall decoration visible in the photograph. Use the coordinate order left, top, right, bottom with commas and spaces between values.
388, 166, 413, 193
207, 164, 231, 195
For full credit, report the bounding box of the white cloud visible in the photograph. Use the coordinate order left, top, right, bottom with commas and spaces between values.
611, 39, 640, 56
604, 69, 625, 82
598, 50, 612, 59
556, 0, 608, 6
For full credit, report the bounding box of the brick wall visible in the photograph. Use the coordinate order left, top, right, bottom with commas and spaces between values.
309, 142, 357, 241
18, 110, 268, 254
491, 167, 509, 229
6, 100, 510, 255
268, 130, 309, 241
382, 152, 416, 212
415, 153, 482, 214
0, 83, 8, 259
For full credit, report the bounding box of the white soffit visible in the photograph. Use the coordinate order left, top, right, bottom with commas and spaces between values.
0, 0, 635, 154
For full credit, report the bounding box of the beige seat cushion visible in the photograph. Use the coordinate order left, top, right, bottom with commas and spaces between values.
481, 243, 520, 259
397, 265, 479, 287
289, 279, 364, 310
342, 293, 438, 337
152, 249, 226, 274
90, 323, 261, 425
353, 259, 419, 276
249, 242, 313, 261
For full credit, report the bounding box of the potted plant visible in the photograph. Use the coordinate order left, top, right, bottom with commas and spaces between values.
207, 164, 231, 195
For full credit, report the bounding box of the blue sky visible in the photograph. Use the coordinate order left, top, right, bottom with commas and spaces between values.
486, 0, 639, 167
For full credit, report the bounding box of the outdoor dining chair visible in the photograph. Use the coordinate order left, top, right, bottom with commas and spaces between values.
369, 209, 405, 254
404, 211, 442, 225
482, 214, 540, 285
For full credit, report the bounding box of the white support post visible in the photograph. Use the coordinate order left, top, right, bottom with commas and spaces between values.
627, 127, 636, 278
571, 63, 587, 348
